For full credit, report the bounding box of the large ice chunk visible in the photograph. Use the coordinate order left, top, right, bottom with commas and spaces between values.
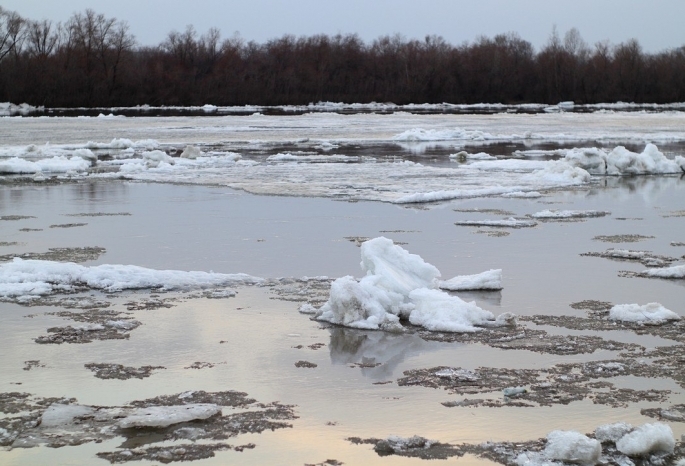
615, 422, 675, 456
316, 237, 507, 332
543, 430, 601, 465
360, 237, 440, 295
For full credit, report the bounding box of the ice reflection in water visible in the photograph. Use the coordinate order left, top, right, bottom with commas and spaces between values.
328, 327, 448, 380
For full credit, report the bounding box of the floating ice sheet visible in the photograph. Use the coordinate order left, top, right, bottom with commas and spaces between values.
0, 258, 261, 299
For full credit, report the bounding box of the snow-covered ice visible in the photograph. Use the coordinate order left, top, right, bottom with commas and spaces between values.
643, 264, 685, 279
315, 237, 511, 332
608, 303, 680, 323
438, 269, 503, 291
0, 258, 261, 299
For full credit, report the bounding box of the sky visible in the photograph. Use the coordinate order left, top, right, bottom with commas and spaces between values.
3, 0, 685, 53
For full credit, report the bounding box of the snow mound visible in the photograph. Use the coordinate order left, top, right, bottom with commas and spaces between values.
609, 302, 680, 323
439, 269, 503, 291
643, 264, 685, 279
315, 237, 510, 332
543, 430, 601, 465
615, 423, 675, 456
118, 404, 221, 428
0, 258, 262, 298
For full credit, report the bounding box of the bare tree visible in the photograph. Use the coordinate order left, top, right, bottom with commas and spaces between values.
0, 7, 24, 62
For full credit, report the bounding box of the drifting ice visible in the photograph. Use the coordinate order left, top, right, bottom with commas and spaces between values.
315, 237, 512, 332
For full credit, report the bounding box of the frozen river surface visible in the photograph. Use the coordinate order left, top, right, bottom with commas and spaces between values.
1, 111, 684, 465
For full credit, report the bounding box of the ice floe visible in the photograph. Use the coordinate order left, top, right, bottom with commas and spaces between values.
0, 258, 261, 299
531, 210, 610, 219
642, 264, 685, 279
608, 303, 680, 323
315, 237, 512, 332
454, 218, 538, 228
117, 404, 221, 428
438, 269, 503, 291
266, 153, 360, 163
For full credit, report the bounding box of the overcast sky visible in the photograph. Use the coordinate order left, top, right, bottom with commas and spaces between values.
4, 0, 684, 53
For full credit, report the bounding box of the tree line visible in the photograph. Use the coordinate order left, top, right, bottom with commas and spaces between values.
1, 7, 684, 107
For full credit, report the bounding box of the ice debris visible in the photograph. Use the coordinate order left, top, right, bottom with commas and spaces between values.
315, 237, 512, 332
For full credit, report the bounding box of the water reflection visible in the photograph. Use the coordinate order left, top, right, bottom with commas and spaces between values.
451, 290, 503, 308
328, 327, 448, 380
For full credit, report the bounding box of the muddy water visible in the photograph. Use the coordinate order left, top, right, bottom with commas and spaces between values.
1, 178, 684, 465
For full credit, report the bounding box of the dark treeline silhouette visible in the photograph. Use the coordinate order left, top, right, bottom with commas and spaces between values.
1, 7, 684, 107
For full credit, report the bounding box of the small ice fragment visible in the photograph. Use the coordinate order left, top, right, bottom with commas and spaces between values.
503, 387, 527, 397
